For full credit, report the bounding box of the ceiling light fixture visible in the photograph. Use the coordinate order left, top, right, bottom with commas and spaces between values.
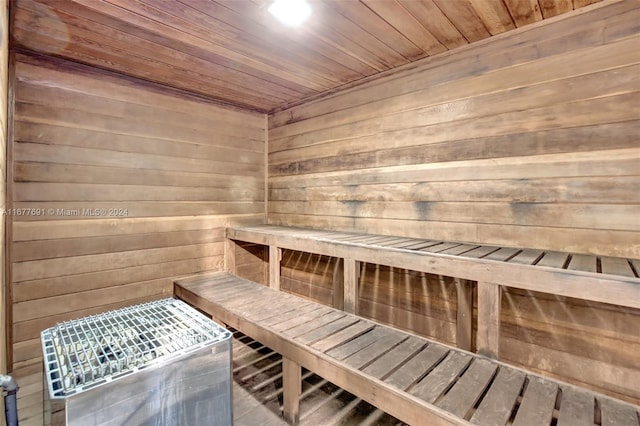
268, 0, 312, 27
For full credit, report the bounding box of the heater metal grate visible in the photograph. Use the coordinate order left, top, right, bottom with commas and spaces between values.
42, 298, 230, 398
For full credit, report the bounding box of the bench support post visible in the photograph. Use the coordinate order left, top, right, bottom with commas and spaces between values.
282, 357, 301, 425
456, 279, 474, 351
477, 281, 501, 359
332, 258, 344, 310
224, 237, 237, 275
269, 245, 282, 290
344, 258, 360, 314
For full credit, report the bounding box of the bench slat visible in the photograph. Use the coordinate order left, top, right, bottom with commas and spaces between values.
437, 358, 498, 419
600, 397, 640, 426
512, 376, 558, 426
421, 242, 463, 253
283, 310, 345, 337
385, 344, 450, 391
362, 337, 425, 379
484, 247, 520, 261
311, 320, 375, 353
601, 256, 636, 277
440, 244, 480, 256
411, 351, 473, 404
343, 332, 408, 370
536, 251, 569, 268
296, 316, 360, 345
460, 245, 501, 259
271, 307, 335, 332
326, 326, 391, 361
567, 254, 597, 273
381, 238, 424, 248
470, 367, 526, 426
509, 249, 544, 265
405, 240, 444, 250
262, 304, 325, 328
557, 386, 594, 426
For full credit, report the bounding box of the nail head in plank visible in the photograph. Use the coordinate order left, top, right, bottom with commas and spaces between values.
436, 358, 498, 419
600, 256, 635, 277
362, 337, 426, 379
567, 254, 597, 273
512, 376, 559, 426
557, 386, 595, 426
385, 344, 450, 391
599, 397, 640, 426
410, 350, 472, 404
311, 320, 375, 353
470, 367, 526, 426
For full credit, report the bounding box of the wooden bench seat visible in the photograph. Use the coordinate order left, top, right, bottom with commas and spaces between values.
175, 272, 640, 426
226, 224, 640, 357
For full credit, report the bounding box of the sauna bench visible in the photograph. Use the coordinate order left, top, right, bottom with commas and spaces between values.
226, 224, 640, 358
174, 271, 640, 426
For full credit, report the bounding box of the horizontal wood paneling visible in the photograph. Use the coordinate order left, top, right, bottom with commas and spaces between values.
11, 0, 602, 112
268, 0, 640, 405
9, 53, 265, 424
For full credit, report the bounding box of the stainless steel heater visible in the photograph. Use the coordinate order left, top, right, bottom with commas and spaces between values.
41, 298, 232, 426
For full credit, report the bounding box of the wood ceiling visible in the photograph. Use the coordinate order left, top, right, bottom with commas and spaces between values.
12, 0, 601, 112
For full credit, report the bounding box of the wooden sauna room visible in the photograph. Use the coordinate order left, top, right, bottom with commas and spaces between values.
0, 0, 638, 424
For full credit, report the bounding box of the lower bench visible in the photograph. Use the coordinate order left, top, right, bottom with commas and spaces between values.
175, 272, 640, 426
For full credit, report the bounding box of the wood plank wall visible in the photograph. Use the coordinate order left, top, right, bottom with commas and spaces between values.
9, 53, 265, 426
268, 1, 640, 405
0, 0, 8, 389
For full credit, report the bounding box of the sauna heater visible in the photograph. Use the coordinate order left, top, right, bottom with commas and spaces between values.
41, 298, 232, 425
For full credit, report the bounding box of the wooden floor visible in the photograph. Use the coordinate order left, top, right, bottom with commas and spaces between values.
231, 331, 403, 426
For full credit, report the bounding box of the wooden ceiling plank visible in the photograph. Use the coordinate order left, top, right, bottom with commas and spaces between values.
29, 0, 319, 96
12, 15, 280, 111
294, 3, 404, 72
17, 0, 304, 102
216, 0, 379, 78
312, 1, 411, 69
503, 0, 545, 26
432, 0, 492, 42
71, 0, 331, 92
468, 0, 517, 35
361, 0, 447, 55
182, 0, 366, 84
105, 0, 338, 89
13, 2, 295, 108
397, 0, 468, 49
139, 0, 355, 88
327, 0, 425, 61
540, 0, 574, 18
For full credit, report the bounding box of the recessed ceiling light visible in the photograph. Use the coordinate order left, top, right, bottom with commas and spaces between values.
268, 0, 312, 27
